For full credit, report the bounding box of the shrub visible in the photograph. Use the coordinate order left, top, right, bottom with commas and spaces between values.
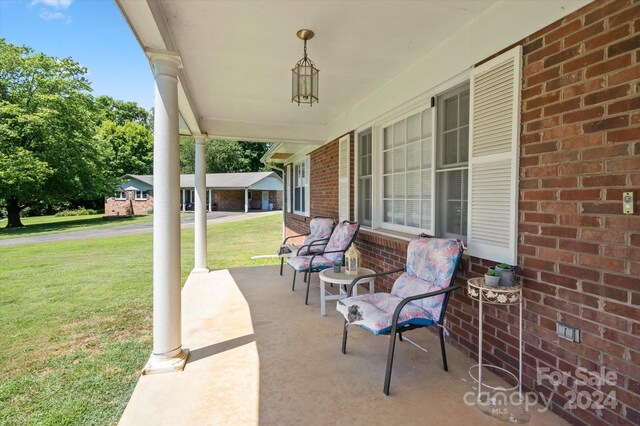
55, 208, 98, 217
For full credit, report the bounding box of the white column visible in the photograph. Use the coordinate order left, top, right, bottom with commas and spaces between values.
208, 189, 212, 212
181, 189, 185, 211
244, 189, 249, 213
144, 51, 188, 374
194, 134, 208, 272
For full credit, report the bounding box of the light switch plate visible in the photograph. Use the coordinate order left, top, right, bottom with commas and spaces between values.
623, 192, 634, 215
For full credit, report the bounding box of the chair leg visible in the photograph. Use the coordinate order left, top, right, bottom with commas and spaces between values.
292, 270, 296, 291
383, 332, 398, 396
280, 258, 284, 276
439, 326, 449, 372
305, 272, 311, 305
341, 320, 348, 354
398, 332, 403, 342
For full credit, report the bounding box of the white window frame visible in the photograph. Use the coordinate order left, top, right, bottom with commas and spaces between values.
115, 191, 127, 200
293, 157, 310, 217
356, 127, 373, 227
134, 190, 148, 200
286, 165, 292, 213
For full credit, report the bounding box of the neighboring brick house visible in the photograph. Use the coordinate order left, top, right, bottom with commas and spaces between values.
264, 1, 639, 424
105, 172, 283, 216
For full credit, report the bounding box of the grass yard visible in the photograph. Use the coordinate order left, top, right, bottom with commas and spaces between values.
0, 214, 155, 240
0, 213, 282, 425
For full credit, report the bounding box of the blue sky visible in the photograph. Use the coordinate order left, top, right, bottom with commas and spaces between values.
0, 0, 155, 109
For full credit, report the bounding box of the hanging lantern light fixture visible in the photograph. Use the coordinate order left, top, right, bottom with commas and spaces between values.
292, 29, 319, 106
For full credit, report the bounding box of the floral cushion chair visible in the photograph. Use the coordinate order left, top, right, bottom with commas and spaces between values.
278, 217, 335, 275
286, 221, 360, 304
336, 235, 463, 395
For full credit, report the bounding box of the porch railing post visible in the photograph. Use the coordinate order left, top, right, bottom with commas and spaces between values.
194, 134, 208, 272
144, 50, 188, 374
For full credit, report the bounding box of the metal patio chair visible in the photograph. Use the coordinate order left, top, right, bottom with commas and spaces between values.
337, 235, 463, 395
278, 216, 335, 275
286, 220, 360, 304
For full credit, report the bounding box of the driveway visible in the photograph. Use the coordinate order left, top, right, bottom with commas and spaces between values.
0, 211, 280, 247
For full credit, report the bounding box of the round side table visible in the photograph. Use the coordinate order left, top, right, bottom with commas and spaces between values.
318, 268, 375, 316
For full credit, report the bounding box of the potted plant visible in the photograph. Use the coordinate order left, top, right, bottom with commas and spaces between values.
484, 268, 501, 287
333, 261, 342, 273
496, 263, 515, 286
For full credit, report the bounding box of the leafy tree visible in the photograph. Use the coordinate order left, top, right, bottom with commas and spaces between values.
179, 138, 271, 174
97, 120, 153, 177
0, 39, 112, 227
94, 95, 151, 129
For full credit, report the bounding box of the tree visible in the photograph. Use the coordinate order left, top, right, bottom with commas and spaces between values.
0, 39, 112, 227
96, 120, 153, 177
94, 95, 151, 129
179, 138, 271, 174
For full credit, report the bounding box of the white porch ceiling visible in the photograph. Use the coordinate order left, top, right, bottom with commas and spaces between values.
116, 0, 591, 144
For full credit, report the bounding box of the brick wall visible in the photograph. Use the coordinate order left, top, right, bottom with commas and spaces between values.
213, 190, 244, 211
104, 191, 153, 216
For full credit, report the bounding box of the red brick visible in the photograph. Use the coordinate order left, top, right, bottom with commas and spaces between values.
540, 201, 578, 214
608, 3, 640, 28
562, 77, 605, 99
584, 23, 631, 50
579, 254, 625, 272
582, 174, 627, 187
603, 328, 640, 348
559, 161, 602, 175
585, 54, 632, 78
524, 164, 558, 178
608, 97, 640, 115
580, 229, 626, 244
559, 189, 602, 201
527, 41, 562, 65
541, 124, 580, 141
560, 133, 603, 149
558, 215, 601, 227
581, 202, 622, 214
518, 223, 539, 234
564, 20, 606, 47
523, 212, 556, 224
523, 37, 543, 55
545, 70, 582, 91
540, 271, 579, 289
562, 49, 605, 74
540, 225, 578, 238
523, 234, 557, 249
607, 127, 640, 143
525, 92, 561, 111
521, 109, 542, 123
582, 308, 629, 331
526, 66, 561, 88
540, 177, 577, 188
538, 247, 575, 263
523, 141, 558, 155
558, 239, 600, 255
603, 244, 640, 260
583, 143, 630, 160
519, 178, 538, 190
544, 98, 582, 117
563, 106, 604, 124
582, 334, 626, 359
584, 0, 630, 26
608, 64, 640, 85
522, 84, 543, 100
607, 188, 632, 201
583, 115, 629, 133
582, 281, 629, 302
584, 85, 631, 106
522, 257, 556, 272
606, 156, 640, 172
558, 263, 601, 282
607, 35, 640, 58
558, 288, 599, 308
519, 156, 539, 168
545, 19, 582, 44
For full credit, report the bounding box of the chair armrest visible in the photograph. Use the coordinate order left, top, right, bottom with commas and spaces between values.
282, 233, 310, 244
307, 249, 348, 269
390, 285, 462, 332
295, 238, 330, 255
347, 268, 406, 296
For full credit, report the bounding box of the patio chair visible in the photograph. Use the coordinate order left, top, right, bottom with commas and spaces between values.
336, 235, 463, 395
286, 220, 360, 304
278, 216, 336, 275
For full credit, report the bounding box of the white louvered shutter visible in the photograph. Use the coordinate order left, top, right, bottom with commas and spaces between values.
468, 45, 521, 265
304, 156, 311, 217
286, 165, 292, 213
338, 135, 350, 221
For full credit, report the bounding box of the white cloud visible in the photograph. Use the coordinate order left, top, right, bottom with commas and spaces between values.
31, 0, 73, 9
39, 9, 65, 20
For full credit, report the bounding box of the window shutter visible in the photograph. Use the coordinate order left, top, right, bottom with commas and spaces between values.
468, 45, 521, 265
304, 156, 311, 217
286, 165, 292, 213
338, 135, 350, 221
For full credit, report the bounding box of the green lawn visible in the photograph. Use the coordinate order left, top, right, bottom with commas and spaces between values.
0, 214, 155, 240
0, 214, 281, 425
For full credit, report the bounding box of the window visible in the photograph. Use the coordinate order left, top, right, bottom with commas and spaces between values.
380, 107, 434, 233
286, 165, 292, 213
436, 84, 469, 240
293, 157, 310, 216
357, 128, 372, 226
135, 190, 148, 200
115, 191, 127, 200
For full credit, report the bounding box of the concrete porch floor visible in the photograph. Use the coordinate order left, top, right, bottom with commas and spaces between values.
120, 265, 566, 425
